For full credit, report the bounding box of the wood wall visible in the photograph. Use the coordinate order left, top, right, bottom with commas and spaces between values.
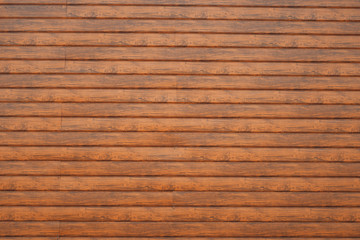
0, 0, 360, 238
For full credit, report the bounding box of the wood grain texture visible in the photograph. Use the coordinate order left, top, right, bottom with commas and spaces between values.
2, 33, 360, 48
0, 132, 359, 147
2, 206, 360, 222
1, 89, 360, 104
2, 2, 359, 238
2, 0, 360, 7
1, 191, 360, 206
2, 117, 359, 132
1, 161, 359, 176
1, 19, 359, 34
3, 47, 360, 61
64, 0, 360, 7
2, 5, 360, 20
1, 222, 360, 237
1, 75, 360, 90
1, 238, 360, 240
1, 147, 359, 162
1, 103, 360, 118
1, 176, 360, 191
2, 61, 359, 75
1, 239, 360, 240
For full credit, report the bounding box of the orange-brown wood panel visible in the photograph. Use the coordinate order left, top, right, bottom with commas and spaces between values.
1, 1, 359, 238
1, 75, 360, 90
1, 33, 360, 48
1, 19, 359, 34
4, 47, 360, 61
1, 117, 360, 132
2, 5, 360, 20
1, 176, 360, 191
2, 103, 360, 118
1, 146, 360, 161
1, 161, 360, 176
1, 191, 360, 206
1, 206, 360, 222
0, 132, 360, 147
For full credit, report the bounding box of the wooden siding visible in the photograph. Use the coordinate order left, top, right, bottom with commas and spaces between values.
0, 0, 360, 239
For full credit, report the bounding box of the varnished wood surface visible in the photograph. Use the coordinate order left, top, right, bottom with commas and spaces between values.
1, 0, 360, 238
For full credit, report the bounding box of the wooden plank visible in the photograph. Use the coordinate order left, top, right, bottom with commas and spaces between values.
1, 146, 359, 162
0, 75, 359, 90
2, 0, 360, 7
0, 222, 59, 237
2, 61, 359, 75
2, 33, 360, 48
65, 6, 360, 21
2, 117, 360, 132
57, 222, 360, 237
0, 46, 65, 59
0, 132, 359, 147
1, 19, 359, 34
0, 103, 62, 116
1, 176, 360, 191
2, 103, 360, 118
0, 176, 60, 190
1, 238, 358, 240
0, 161, 62, 175
32, 222, 360, 237
1, 206, 360, 222
1, 161, 359, 177
63, 48, 360, 62
2, 5, 359, 20
4, 47, 360, 62
1, 238, 359, 240
0, 5, 66, 17
1, 192, 360, 206
1, 75, 359, 90
65, 0, 360, 7
0, 60, 65, 73
1, 89, 360, 104
1, 222, 360, 237
0, 0, 64, 3
0, 238, 57, 240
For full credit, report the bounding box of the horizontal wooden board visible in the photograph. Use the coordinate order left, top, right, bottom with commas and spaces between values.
1, 19, 359, 34
0, 0, 64, 3
67, 6, 360, 21
0, 132, 359, 147
1, 191, 360, 206
2, 0, 360, 7
0, 222, 59, 237
1, 222, 360, 237
0, 238, 356, 240
1, 161, 359, 177
1, 206, 360, 222
1, 239, 359, 240
2, 103, 360, 118
1, 176, 360, 191
64, 0, 360, 7
2, 5, 359, 20
0, 238, 58, 240
0, 5, 66, 17
4, 47, 360, 62
1, 146, 359, 162
1, 238, 360, 240
1, 75, 360, 90
2, 33, 360, 48
2, 117, 360, 132
1, 89, 360, 104
2, 61, 360, 75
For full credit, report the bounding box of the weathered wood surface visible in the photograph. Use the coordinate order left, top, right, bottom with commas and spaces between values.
1, 0, 359, 238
